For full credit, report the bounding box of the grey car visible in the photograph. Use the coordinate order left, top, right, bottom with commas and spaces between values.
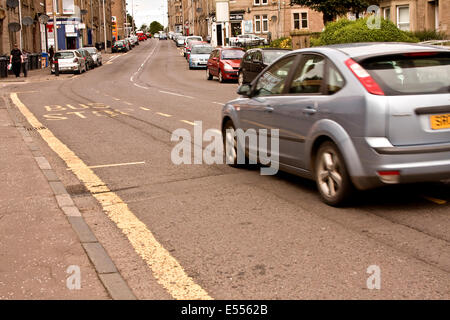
222, 43, 450, 206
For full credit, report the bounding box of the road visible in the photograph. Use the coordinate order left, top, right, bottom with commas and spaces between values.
4, 38, 450, 299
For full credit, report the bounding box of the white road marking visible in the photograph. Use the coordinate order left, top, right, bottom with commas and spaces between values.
159, 90, 194, 99
134, 83, 149, 90
68, 161, 146, 170
140, 107, 151, 111
156, 112, 172, 117
180, 120, 197, 126
212, 102, 225, 106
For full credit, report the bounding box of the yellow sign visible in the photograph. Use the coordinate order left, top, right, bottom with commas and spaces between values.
430, 114, 450, 130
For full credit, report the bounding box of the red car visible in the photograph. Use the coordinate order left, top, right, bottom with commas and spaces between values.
138, 34, 147, 41
206, 47, 245, 83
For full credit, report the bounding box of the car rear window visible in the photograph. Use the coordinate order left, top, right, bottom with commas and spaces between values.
360, 52, 450, 95
222, 50, 245, 60
86, 48, 97, 54
263, 50, 288, 64
55, 52, 74, 59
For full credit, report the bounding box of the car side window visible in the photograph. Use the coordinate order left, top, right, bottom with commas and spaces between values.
244, 51, 253, 62
254, 55, 296, 97
289, 54, 325, 94
254, 51, 263, 63
327, 62, 345, 95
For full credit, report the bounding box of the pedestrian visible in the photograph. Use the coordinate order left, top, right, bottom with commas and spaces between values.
22, 49, 28, 77
49, 45, 54, 63
10, 44, 23, 78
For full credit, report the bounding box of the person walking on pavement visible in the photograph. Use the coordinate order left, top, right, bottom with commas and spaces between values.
10, 44, 23, 78
49, 45, 55, 63
21, 49, 28, 77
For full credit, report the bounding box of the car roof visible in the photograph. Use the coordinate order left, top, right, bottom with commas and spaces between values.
322, 42, 450, 59
217, 47, 244, 51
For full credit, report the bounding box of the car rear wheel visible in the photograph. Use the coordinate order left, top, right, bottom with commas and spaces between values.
206, 68, 213, 80
315, 141, 353, 206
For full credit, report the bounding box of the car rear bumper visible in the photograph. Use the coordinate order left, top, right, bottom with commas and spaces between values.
351, 137, 450, 189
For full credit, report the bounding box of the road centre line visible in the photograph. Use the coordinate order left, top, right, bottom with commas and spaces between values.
10, 92, 212, 300
159, 90, 194, 99
140, 107, 151, 111
180, 120, 197, 126
156, 112, 172, 117
213, 102, 225, 106
67, 161, 145, 170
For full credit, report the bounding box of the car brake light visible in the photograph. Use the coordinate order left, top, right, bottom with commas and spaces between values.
403, 52, 437, 57
377, 170, 400, 184
345, 58, 384, 96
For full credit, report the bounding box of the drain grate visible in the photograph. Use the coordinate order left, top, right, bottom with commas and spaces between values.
26, 126, 47, 131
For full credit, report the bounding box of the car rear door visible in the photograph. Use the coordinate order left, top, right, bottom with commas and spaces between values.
360, 52, 450, 146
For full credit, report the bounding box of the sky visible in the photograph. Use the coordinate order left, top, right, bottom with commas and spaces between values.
126, 0, 168, 29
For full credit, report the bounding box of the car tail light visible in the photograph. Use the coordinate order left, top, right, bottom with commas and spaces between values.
345, 58, 384, 96
73, 58, 78, 63
403, 52, 437, 57
377, 170, 400, 184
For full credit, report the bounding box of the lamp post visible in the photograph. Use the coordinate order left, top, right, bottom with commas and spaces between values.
102, 0, 107, 52
52, 0, 58, 51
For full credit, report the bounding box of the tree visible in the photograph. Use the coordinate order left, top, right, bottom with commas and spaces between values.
290, 0, 378, 25
149, 21, 164, 35
127, 14, 136, 32
139, 24, 148, 32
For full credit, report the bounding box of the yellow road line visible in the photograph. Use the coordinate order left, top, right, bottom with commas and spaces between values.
124, 102, 133, 106
180, 120, 197, 126
113, 97, 120, 101
156, 112, 172, 117
10, 92, 212, 300
140, 107, 151, 111
422, 195, 447, 205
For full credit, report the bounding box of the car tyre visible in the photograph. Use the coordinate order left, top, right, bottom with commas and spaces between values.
219, 71, 224, 83
206, 68, 213, 80
315, 141, 353, 206
222, 120, 241, 167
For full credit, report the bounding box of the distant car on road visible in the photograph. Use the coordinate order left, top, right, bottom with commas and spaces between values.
223, 43, 450, 205
176, 36, 186, 47
159, 33, 168, 40
238, 48, 291, 85
51, 50, 86, 74
84, 47, 103, 67
112, 40, 129, 53
184, 36, 203, 57
189, 44, 213, 69
206, 47, 245, 83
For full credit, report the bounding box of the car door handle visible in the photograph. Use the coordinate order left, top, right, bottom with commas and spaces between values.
303, 106, 317, 115
264, 106, 274, 113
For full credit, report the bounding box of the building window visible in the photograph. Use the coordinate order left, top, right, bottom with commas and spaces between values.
397, 5, 410, 31
383, 7, 391, 20
262, 0, 268, 4
255, 15, 261, 33
293, 12, 308, 29
254, 0, 260, 5
262, 15, 268, 32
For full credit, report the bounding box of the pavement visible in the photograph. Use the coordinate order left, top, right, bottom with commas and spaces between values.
0, 93, 134, 299
1, 38, 449, 299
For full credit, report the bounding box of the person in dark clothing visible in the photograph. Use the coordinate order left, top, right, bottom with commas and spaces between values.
49, 46, 54, 62
10, 44, 23, 77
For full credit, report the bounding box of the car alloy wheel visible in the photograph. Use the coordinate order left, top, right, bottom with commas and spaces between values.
222, 121, 238, 167
206, 68, 213, 80
315, 141, 353, 206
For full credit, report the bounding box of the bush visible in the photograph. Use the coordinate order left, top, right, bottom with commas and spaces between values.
406, 29, 448, 42
270, 37, 292, 49
313, 18, 418, 46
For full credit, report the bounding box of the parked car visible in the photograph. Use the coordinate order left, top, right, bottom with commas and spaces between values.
154, 33, 160, 39
176, 35, 186, 47
189, 44, 213, 69
185, 41, 207, 61
51, 50, 86, 74
206, 47, 245, 83
112, 40, 129, 53
230, 34, 268, 47
84, 46, 103, 66
223, 43, 450, 205
78, 49, 95, 70
146, 32, 152, 38
138, 33, 147, 41
184, 36, 203, 57
238, 48, 291, 85
159, 32, 168, 40
132, 35, 139, 45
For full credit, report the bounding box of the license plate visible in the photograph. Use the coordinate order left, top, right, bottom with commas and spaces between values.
430, 114, 450, 130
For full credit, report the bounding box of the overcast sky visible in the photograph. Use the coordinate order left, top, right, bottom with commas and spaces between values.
126, 0, 168, 29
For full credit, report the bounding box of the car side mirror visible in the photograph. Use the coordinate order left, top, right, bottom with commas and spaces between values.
237, 84, 252, 97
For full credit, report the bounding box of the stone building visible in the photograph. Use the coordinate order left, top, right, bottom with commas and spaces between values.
111, 0, 125, 40
168, 0, 183, 34
379, 0, 449, 37
0, 0, 47, 55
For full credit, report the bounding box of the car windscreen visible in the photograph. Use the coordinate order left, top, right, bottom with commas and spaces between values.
263, 50, 289, 64
55, 52, 75, 59
85, 48, 97, 54
114, 41, 124, 45
222, 50, 245, 60
360, 52, 450, 95
191, 46, 212, 54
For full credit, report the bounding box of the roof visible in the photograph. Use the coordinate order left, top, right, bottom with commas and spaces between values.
325, 42, 450, 58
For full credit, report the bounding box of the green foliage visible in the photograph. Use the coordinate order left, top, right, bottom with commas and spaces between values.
270, 37, 292, 49
139, 24, 148, 32
405, 29, 448, 42
149, 21, 164, 35
313, 18, 418, 46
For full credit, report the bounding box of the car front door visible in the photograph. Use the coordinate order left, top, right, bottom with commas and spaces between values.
237, 55, 298, 161
252, 50, 264, 80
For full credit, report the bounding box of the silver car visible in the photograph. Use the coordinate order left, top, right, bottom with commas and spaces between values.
84, 47, 102, 66
222, 43, 450, 206
51, 50, 86, 74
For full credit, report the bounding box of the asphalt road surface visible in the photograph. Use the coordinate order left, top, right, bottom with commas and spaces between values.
5, 39, 450, 299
